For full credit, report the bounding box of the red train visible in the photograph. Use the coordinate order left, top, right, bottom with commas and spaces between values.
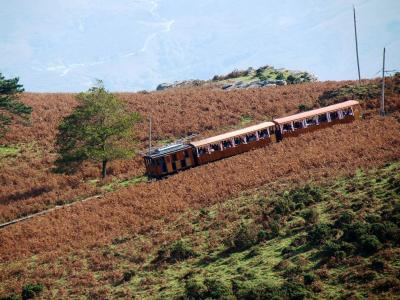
143, 100, 361, 177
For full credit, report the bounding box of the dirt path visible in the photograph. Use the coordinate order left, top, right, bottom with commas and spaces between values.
0, 194, 102, 229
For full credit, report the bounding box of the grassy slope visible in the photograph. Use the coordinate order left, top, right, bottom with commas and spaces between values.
112, 162, 400, 299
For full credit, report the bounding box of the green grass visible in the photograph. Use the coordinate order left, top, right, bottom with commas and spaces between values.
111, 161, 400, 299
101, 175, 148, 192
0, 145, 19, 157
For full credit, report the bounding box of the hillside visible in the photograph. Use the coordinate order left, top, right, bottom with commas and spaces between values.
0, 76, 400, 299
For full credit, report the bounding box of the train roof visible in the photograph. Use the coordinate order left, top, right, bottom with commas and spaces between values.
273, 100, 359, 125
190, 121, 275, 148
145, 143, 191, 159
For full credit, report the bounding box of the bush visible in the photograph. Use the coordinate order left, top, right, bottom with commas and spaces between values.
204, 278, 233, 299
359, 235, 382, 255
274, 199, 294, 215
307, 224, 333, 245
169, 241, 196, 262
370, 259, 385, 271
233, 281, 282, 300
122, 270, 135, 282
370, 221, 398, 242
185, 278, 207, 299
321, 240, 356, 258
270, 221, 281, 238
334, 211, 355, 228
226, 223, 258, 251
301, 208, 319, 224
303, 273, 316, 285
0, 295, 21, 300
342, 222, 370, 243
280, 281, 307, 300
21, 284, 43, 300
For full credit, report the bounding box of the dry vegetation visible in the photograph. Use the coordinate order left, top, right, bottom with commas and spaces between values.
0, 76, 399, 298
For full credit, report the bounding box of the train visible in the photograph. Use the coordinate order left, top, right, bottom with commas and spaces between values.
143, 100, 361, 178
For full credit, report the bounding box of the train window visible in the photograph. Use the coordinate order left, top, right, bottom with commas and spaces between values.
210, 143, 221, 152
258, 129, 268, 139
222, 140, 233, 149
306, 117, 317, 126
330, 111, 339, 120
283, 123, 293, 132
198, 147, 207, 156
343, 108, 353, 116
172, 153, 177, 161
172, 161, 177, 171
184, 150, 189, 158
181, 159, 187, 168
246, 133, 257, 142
234, 136, 245, 145
294, 121, 303, 129
318, 114, 328, 123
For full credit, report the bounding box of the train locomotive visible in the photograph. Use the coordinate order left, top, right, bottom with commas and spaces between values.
143, 100, 361, 178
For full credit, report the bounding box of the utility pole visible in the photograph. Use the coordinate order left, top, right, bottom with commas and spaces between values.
353, 5, 361, 84
381, 47, 386, 116
149, 117, 152, 153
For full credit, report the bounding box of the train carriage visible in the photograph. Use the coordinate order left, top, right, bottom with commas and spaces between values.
143, 143, 196, 178
273, 100, 361, 141
190, 121, 276, 165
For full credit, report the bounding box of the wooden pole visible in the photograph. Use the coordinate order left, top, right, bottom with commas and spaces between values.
149, 117, 152, 153
381, 47, 386, 116
353, 6, 361, 84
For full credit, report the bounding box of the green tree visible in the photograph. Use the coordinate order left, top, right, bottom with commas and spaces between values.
55, 81, 141, 178
0, 73, 32, 137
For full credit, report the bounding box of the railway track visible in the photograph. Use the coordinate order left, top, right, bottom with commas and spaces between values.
0, 194, 103, 229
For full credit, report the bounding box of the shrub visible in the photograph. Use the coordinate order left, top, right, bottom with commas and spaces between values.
0, 295, 21, 300
365, 214, 381, 223
359, 235, 382, 255
233, 280, 282, 300
280, 281, 307, 300
370, 259, 385, 271
185, 278, 207, 299
303, 273, 316, 285
204, 278, 233, 299
169, 241, 196, 262
301, 208, 319, 224
307, 224, 333, 245
226, 223, 258, 251
334, 211, 355, 228
274, 199, 294, 215
21, 284, 43, 300
270, 221, 281, 238
370, 221, 398, 242
342, 222, 370, 243
297, 104, 309, 112
122, 270, 135, 282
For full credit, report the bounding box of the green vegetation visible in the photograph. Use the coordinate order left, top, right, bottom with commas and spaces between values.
0, 283, 43, 300
100, 175, 148, 192
0, 145, 19, 158
0, 73, 32, 137
100, 162, 400, 299
213, 65, 316, 85
55, 81, 141, 178
318, 73, 400, 109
